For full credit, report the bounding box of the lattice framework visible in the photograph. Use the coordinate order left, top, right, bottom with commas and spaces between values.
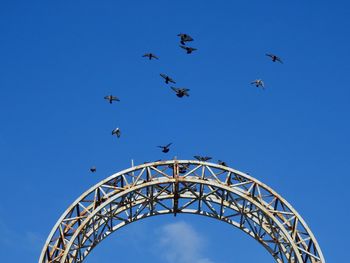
39, 160, 325, 263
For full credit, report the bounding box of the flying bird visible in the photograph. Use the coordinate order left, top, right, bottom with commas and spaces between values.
112, 128, 121, 138
266, 53, 283, 63
179, 45, 197, 54
158, 143, 172, 153
177, 33, 194, 45
90, 166, 96, 173
251, 79, 265, 89
104, 95, 120, 104
142, 53, 159, 60
218, 160, 227, 167
160, 73, 176, 84
194, 156, 212, 162
171, 87, 190, 98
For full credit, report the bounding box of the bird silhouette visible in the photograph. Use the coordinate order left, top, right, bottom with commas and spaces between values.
251, 79, 265, 89
218, 160, 227, 166
177, 33, 194, 45
90, 166, 96, 172
179, 45, 197, 54
266, 53, 283, 63
160, 73, 176, 84
171, 87, 190, 98
142, 53, 159, 60
104, 95, 120, 104
158, 143, 172, 153
112, 128, 121, 138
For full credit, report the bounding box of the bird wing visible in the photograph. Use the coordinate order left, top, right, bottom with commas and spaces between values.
165, 143, 172, 148
182, 89, 190, 96
171, 87, 179, 92
194, 156, 201, 160
265, 53, 273, 58
204, 157, 212, 161
276, 57, 283, 63
104, 96, 110, 99
152, 54, 159, 59
169, 78, 176, 84
160, 73, 167, 79
111, 96, 120, 101
179, 45, 187, 50
142, 53, 150, 57
190, 47, 197, 51
112, 128, 120, 134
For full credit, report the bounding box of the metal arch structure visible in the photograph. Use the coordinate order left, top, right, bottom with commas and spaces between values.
39, 160, 325, 263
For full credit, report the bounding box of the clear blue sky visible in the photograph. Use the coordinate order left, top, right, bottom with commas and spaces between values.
0, 0, 349, 262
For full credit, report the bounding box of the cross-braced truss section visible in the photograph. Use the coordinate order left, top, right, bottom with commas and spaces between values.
39, 160, 325, 263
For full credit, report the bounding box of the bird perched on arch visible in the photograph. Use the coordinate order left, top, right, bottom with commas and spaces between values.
266, 53, 283, 63
158, 143, 172, 153
171, 87, 190, 98
142, 53, 159, 60
177, 33, 194, 45
194, 156, 212, 162
218, 160, 227, 167
104, 95, 120, 104
179, 45, 197, 54
251, 79, 265, 89
160, 73, 176, 84
90, 166, 97, 173
179, 163, 190, 174
112, 128, 121, 138
168, 163, 189, 174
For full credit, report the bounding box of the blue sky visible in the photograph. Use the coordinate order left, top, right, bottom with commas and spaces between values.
0, 0, 349, 262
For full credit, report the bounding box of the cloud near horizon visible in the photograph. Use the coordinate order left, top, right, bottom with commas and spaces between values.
155, 221, 215, 263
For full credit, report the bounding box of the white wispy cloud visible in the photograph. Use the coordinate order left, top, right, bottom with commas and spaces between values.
155, 221, 215, 263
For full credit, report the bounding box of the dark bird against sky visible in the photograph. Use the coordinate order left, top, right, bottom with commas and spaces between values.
104, 95, 120, 104
171, 87, 190, 98
179, 45, 197, 54
112, 128, 121, 138
158, 143, 172, 153
142, 53, 159, 60
160, 73, 176, 84
251, 79, 265, 89
266, 53, 283, 63
177, 33, 194, 45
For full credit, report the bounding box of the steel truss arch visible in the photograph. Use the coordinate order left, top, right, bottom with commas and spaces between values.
39, 160, 325, 263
